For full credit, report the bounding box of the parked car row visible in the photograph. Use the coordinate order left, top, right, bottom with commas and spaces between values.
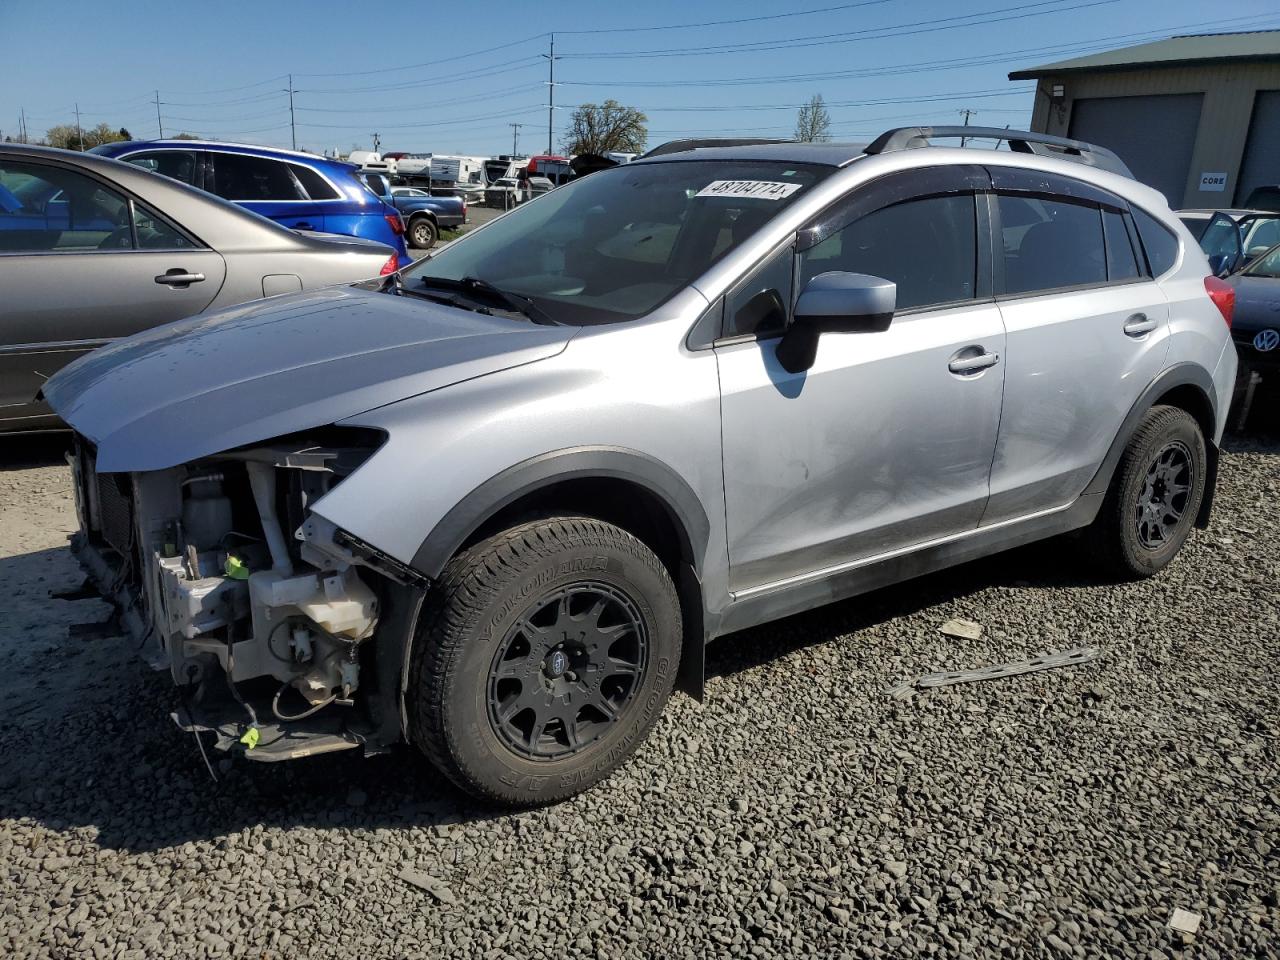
1183, 204, 1280, 425
0, 144, 398, 432
91, 140, 410, 262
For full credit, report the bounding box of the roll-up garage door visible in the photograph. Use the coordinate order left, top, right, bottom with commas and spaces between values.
1235, 90, 1280, 207
1069, 93, 1203, 205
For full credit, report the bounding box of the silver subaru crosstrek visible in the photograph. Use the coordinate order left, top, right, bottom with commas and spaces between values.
45, 128, 1238, 804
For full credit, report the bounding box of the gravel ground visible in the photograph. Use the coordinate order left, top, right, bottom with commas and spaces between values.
0, 430, 1276, 959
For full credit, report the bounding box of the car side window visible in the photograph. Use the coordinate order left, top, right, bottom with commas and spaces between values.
211, 154, 305, 201
125, 150, 199, 187
725, 243, 794, 339
289, 163, 339, 201
1102, 208, 1141, 282
997, 195, 1106, 295
0, 159, 131, 253
1130, 207, 1180, 277
133, 200, 195, 250
799, 194, 977, 311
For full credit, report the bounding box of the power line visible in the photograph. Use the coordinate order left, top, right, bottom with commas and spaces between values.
559, 0, 1119, 59
557, 0, 895, 34
553, 13, 1280, 88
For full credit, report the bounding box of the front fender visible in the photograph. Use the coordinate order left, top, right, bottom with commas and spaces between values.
408, 445, 712, 579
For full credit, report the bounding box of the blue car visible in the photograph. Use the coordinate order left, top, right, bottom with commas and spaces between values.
90, 140, 409, 265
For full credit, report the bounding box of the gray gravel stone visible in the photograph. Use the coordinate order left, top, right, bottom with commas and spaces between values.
1, 434, 1277, 959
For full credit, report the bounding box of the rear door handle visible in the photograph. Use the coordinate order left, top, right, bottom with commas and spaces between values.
948, 350, 1000, 375
154, 269, 206, 288
292, 222, 316, 231
1123, 313, 1158, 337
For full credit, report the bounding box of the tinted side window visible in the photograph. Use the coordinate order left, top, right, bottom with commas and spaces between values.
0, 160, 131, 252
725, 244, 794, 338
998, 195, 1106, 295
800, 194, 976, 311
126, 150, 198, 187
133, 201, 195, 250
1103, 209, 1141, 281
1131, 207, 1180, 276
211, 154, 303, 201
290, 163, 339, 200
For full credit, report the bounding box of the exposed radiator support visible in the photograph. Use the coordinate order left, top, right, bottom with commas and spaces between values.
246, 462, 293, 576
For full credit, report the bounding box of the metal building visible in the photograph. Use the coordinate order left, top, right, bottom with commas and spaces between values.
1011, 30, 1280, 209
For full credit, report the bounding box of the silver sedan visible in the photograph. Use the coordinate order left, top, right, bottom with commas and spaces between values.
0, 144, 397, 432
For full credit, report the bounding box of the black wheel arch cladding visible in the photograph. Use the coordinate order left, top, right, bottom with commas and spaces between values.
1084, 361, 1219, 528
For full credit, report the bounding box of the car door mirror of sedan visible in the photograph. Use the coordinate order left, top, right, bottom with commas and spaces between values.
776, 272, 896, 374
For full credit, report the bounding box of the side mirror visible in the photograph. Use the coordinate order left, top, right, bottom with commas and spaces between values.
776, 272, 896, 374
1207, 253, 1235, 278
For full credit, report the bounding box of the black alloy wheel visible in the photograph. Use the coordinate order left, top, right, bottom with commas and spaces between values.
1135, 440, 1193, 550
487, 583, 648, 760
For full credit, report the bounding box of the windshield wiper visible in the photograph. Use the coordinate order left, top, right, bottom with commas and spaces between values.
417, 276, 556, 325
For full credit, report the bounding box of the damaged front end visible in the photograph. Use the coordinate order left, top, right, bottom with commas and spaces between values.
69, 428, 426, 761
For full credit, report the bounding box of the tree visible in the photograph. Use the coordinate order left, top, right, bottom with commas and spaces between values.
171, 132, 201, 140
794, 94, 831, 143
44, 121, 129, 151
563, 100, 647, 155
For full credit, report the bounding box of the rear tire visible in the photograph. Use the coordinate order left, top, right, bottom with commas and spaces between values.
1084, 404, 1206, 579
407, 517, 681, 805
408, 217, 438, 249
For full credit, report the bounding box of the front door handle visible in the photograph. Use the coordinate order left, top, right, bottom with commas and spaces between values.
154, 269, 206, 288
1123, 313, 1158, 337
948, 350, 1000, 376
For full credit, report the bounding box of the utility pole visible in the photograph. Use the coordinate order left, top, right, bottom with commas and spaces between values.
154, 90, 164, 138
958, 108, 975, 147
370, 132, 381, 153
509, 122, 523, 155
284, 74, 298, 150
542, 33, 558, 154
19, 107, 28, 143
74, 103, 83, 150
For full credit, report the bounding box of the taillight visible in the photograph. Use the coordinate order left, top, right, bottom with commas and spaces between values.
385, 213, 404, 235
379, 254, 398, 276
1203, 275, 1235, 328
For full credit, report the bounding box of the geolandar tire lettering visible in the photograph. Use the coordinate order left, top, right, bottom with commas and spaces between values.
407, 517, 681, 804
1084, 404, 1206, 579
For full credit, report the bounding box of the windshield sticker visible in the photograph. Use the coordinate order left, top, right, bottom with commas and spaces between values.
695, 180, 803, 201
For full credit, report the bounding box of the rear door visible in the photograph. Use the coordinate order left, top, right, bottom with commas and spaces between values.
207, 151, 328, 232
982, 168, 1170, 524
0, 156, 225, 428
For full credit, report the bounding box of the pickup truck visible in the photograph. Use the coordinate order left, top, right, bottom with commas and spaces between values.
360, 174, 466, 249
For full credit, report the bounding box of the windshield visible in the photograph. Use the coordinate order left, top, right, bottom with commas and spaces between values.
403, 160, 832, 324
1244, 243, 1280, 279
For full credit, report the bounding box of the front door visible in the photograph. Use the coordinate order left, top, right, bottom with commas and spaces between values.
0, 156, 225, 429
717, 175, 1006, 593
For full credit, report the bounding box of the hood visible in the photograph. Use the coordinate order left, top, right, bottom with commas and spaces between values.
45, 286, 574, 472
1227, 275, 1280, 332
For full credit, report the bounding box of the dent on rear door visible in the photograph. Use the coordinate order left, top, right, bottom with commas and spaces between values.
984, 281, 1170, 524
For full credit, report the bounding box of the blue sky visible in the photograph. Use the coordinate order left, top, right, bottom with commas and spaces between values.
3, 0, 1279, 157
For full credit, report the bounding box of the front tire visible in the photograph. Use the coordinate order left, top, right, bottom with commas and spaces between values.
1085, 404, 1206, 579
408, 217, 438, 249
408, 517, 681, 805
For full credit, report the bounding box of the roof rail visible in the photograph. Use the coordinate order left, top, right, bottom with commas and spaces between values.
638, 137, 791, 160
863, 126, 1133, 178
